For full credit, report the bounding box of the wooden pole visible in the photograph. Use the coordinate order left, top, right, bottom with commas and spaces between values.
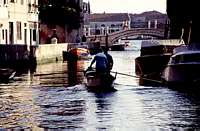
187, 20, 192, 44
105, 32, 108, 53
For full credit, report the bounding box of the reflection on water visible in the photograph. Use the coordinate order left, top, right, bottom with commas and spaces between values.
1, 41, 200, 130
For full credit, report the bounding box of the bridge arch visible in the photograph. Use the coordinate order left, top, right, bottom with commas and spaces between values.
109, 28, 165, 44
86, 28, 165, 46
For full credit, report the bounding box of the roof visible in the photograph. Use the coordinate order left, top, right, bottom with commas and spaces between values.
88, 13, 130, 22
172, 50, 200, 57
130, 11, 168, 22
141, 39, 184, 48
159, 39, 185, 46
130, 11, 166, 18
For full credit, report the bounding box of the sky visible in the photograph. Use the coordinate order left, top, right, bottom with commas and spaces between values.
83, 0, 166, 14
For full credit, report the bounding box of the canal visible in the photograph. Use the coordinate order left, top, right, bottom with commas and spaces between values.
1, 41, 200, 130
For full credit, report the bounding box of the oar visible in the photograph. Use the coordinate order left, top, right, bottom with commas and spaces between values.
110, 71, 163, 84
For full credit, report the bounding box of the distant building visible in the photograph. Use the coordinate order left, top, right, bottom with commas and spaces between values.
0, 0, 39, 45
82, 1, 91, 36
130, 11, 169, 29
85, 13, 131, 36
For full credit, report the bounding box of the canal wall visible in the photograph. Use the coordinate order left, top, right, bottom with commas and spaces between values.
35, 43, 68, 64
0, 44, 30, 68
0, 43, 69, 68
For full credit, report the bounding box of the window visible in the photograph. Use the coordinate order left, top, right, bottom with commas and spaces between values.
111, 24, 115, 27
4, 0, 7, 5
33, 29, 36, 41
2, 30, 5, 40
17, 21, 22, 40
10, 0, 14, 3
21, 0, 23, 5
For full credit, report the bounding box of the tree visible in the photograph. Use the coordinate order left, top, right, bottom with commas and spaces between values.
39, 0, 83, 33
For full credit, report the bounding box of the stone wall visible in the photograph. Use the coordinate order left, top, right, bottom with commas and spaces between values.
0, 43, 69, 68
0, 44, 30, 67
35, 43, 68, 64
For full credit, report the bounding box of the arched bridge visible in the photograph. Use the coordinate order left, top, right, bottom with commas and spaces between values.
87, 28, 165, 46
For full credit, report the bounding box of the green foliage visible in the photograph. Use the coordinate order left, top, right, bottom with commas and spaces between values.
39, 0, 83, 32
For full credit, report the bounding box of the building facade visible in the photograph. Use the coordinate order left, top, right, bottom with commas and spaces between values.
82, 1, 90, 36
130, 11, 168, 29
0, 0, 39, 46
84, 13, 131, 36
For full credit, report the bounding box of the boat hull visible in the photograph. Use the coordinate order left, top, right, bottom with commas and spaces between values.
135, 54, 171, 79
162, 63, 200, 87
85, 70, 116, 92
63, 47, 91, 61
110, 44, 125, 51
0, 68, 16, 83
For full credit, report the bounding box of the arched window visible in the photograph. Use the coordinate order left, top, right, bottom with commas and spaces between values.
111, 24, 115, 28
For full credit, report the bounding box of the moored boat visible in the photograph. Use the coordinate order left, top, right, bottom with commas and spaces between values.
63, 45, 91, 61
0, 68, 16, 83
162, 49, 200, 87
135, 39, 184, 80
84, 69, 117, 92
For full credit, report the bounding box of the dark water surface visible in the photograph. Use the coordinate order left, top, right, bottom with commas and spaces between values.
1, 44, 200, 130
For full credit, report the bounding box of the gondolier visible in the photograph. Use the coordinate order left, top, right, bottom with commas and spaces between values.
89, 48, 108, 74
103, 48, 113, 73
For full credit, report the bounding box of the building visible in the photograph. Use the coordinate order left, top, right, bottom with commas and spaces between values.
82, 1, 90, 36
85, 13, 131, 36
167, 0, 200, 43
130, 11, 168, 29
0, 0, 39, 45
39, 0, 84, 44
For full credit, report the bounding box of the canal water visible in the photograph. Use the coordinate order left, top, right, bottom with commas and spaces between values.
1, 40, 200, 130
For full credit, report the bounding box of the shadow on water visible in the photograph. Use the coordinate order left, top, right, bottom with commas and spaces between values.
165, 83, 200, 100
92, 91, 117, 130
138, 77, 164, 87
67, 61, 80, 86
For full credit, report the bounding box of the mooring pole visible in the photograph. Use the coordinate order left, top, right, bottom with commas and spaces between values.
105, 32, 108, 53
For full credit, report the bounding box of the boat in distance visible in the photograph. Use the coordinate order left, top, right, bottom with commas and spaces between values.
63, 47, 91, 61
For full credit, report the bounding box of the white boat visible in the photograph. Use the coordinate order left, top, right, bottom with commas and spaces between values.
162, 49, 200, 87
84, 68, 117, 92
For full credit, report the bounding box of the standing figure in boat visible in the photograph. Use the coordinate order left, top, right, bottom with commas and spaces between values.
89, 48, 108, 75
75, 34, 81, 43
103, 48, 113, 73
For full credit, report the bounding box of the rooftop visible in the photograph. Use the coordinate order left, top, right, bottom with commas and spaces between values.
88, 13, 130, 22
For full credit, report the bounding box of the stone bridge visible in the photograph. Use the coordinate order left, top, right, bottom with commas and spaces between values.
86, 28, 165, 46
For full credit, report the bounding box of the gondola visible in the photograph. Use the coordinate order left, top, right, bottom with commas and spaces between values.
84, 68, 117, 92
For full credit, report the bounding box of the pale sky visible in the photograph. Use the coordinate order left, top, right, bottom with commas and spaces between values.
83, 0, 166, 14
